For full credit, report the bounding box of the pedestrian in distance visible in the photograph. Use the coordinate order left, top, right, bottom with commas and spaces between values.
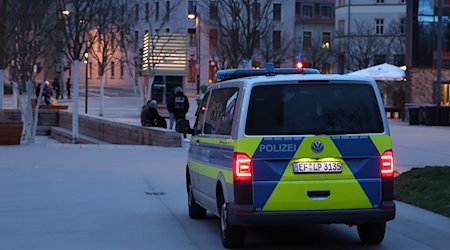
43, 81, 54, 105
52, 77, 61, 99
140, 100, 167, 128
66, 78, 71, 99
167, 86, 189, 139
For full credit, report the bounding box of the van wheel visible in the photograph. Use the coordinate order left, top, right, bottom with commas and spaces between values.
357, 222, 386, 244
187, 180, 206, 219
218, 193, 245, 248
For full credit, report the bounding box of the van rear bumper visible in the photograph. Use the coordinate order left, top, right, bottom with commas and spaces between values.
227, 202, 395, 226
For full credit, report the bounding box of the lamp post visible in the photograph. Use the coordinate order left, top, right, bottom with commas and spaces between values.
84, 52, 88, 114
188, 11, 200, 94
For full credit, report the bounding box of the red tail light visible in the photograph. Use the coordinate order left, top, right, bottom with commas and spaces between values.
233, 152, 252, 182
381, 150, 394, 178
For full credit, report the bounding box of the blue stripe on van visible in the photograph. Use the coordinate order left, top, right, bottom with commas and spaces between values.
252, 138, 302, 210
333, 137, 381, 206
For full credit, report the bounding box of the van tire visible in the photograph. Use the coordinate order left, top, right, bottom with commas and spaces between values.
218, 193, 245, 248
187, 173, 206, 219
357, 222, 386, 244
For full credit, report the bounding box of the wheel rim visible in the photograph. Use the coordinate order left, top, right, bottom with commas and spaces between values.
220, 202, 227, 238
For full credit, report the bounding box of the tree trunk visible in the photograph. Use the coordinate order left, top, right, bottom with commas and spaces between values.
72, 60, 80, 143
99, 75, 105, 116
146, 74, 155, 102
32, 80, 46, 143
126, 68, 144, 112
0, 69, 4, 110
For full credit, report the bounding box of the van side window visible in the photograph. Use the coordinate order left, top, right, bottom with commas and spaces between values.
193, 92, 210, 134
204, 88, 239, 135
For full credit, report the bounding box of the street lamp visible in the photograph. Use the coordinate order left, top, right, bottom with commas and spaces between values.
188, 11, 200, 94
84, 52, 88, 114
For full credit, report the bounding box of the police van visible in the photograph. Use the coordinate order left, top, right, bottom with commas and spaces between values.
178, 64, 396, 248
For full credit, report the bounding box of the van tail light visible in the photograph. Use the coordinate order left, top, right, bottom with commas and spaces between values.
233, 152, 252, 182
381, 150, 394, 178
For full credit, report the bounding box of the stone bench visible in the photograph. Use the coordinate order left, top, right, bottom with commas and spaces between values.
51, 127, 108, 144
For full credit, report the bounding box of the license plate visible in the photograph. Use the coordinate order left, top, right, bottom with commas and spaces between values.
293, 161, 342, 173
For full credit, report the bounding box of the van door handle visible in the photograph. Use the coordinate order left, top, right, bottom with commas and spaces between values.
307, 190, 330, 200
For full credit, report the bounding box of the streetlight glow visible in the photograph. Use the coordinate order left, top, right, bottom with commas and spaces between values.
187, 13, 196, 19
62, 10, 70, 16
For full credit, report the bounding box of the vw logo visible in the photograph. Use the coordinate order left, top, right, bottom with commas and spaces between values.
311, 140, 324, 154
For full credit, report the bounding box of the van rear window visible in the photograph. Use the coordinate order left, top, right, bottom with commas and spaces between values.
245, 83, 384, 135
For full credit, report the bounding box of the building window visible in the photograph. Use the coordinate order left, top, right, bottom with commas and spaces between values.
188, 28, 196, 46
188, 0, 196, 16
273, 3, 281, 21
295, 2, 301, 16
400, 18, 405, 34
273, 30, 281, 50
155, 1, 159, 20
210, 1, 218, 19
322, 32, 331, 48
321, 5, 332, 18
98, 62, 101, 78
303, 31, 312, 49
338, 19, 345, 35
145, 2, 150, 21
88, 62, 92, 79
232, 2, 239, 20
376, 0, 384, 3
111, 62, 115, 78
135, 4, 139, 21
120, 62, 124, 79
165, 1, 170, 20
208, 60, 217, 83
252, 1, 260, 20
209, 29, 218, 51
375, 18, 384, 35
302, 5, 313, 18
338, 0, 346, 7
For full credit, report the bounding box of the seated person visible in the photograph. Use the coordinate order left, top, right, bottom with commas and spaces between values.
141, 100, 167, 128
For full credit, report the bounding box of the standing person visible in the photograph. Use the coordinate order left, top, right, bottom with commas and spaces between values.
52, 77, 60, 99
167, 86, 189, 138
66, 78, 71, 99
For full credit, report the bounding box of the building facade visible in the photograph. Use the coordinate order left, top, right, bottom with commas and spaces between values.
335, 0, 406, 73
295, 0, 336, 73
406, 0, 450, 105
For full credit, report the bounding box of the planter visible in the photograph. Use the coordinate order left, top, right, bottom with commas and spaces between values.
0, 121, 23, 145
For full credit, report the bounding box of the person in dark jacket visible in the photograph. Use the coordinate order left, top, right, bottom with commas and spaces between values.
167, 86, 189, 138
141, 100, 167, 128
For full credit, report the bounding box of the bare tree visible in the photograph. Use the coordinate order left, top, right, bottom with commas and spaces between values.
202, 0, 273, 68
57, 0, 99, 143
300, 37, 335, 72
257, 29, 295, 67
338, 20, 384, 71
116, 1, 145, 111
0, 0, 6, 109
4, 0, 59, 143
89, 0, 121, 116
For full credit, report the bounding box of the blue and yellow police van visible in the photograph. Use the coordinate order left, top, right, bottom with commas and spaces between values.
177, 65, 396, 248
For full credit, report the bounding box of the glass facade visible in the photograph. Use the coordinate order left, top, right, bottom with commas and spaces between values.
412, 0, 450, 67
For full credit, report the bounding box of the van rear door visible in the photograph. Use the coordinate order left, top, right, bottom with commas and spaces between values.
243, 82, 389, 212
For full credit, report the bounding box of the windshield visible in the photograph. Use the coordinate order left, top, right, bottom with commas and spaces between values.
245, 83, 384, 135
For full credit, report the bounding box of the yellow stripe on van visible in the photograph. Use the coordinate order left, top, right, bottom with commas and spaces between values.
370, 135, 392, 155
234, 137, 263, 156
262, 136, 372, 211
189, 159, 233, 184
